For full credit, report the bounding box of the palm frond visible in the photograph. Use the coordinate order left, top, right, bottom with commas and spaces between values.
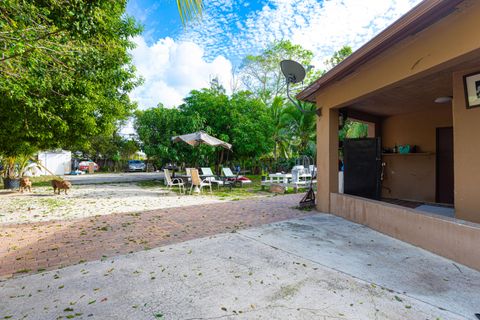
176, 0, 203, 25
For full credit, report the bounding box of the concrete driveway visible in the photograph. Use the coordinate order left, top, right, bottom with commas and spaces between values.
66, 172, 163, 185
1, 214, 479, 320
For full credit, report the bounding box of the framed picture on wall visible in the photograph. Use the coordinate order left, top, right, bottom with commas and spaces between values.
463, 72, 480, 108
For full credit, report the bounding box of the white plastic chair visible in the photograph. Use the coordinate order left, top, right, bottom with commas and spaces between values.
164, 169, 185, 194
190, 168, 212, 194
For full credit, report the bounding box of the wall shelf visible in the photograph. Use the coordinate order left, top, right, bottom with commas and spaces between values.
382, 152, 435, 156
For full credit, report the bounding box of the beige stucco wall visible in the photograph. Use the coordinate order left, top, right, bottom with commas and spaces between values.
382, 107, 452, 152
381, 107, 452, 202
453, 68, 480, 223
314, 0, 480, 220
331, 193, 480, 271
316, 108, 339, 213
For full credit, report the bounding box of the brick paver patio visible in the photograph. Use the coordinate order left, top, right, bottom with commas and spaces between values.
0, 194, 313, 279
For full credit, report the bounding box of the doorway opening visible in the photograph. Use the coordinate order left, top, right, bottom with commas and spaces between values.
339, 107, 455, 219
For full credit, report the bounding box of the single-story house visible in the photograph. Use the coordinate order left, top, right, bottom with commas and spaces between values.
298, 0, 480, 271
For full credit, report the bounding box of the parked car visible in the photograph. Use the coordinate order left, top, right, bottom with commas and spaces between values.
127, 160, 146, 172
78, 160, 99, 172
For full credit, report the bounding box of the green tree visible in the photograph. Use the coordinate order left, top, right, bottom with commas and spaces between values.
180, 81, 231, 144
269, 96, 290, 161
325, 45, 353, 70
240, 40, 316, 105
77, 130, 140, 171
0, 0, 142, 157
120, 139, 140, 160
135, 82, 274, 170
282, 101, 317, 157
339, 120, 368, 141
82, 130, 138, 158
228, 91, 274, 161
135, 105, 204, 167
240, 40, 319, 164
179, 83, 274, 165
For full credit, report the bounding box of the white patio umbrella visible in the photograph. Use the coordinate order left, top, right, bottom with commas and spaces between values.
171, 131, 232, 150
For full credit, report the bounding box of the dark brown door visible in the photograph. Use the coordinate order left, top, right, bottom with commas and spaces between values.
436, 127, 454, 204
344, 138, 382, 200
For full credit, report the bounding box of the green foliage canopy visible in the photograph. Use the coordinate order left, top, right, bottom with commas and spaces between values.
135, 84, 274, 167
0, 0, 142, 157
79, 131, 139, 162
282, 101, 317, 157
325, 45, 353, 70
135, 104, 204, 166
240, 40, 317, 105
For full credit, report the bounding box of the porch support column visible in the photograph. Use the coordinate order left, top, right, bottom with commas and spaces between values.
452, 68, 480, 223
316, 107, 339, 212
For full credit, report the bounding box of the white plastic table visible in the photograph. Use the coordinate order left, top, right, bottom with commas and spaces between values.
268, 173, 292, 185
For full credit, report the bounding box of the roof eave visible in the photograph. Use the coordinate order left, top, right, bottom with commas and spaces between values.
297, 0, 464, 103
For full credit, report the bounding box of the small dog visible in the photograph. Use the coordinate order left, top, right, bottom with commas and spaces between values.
19, 177, 32, 193
51, 179, 72, 195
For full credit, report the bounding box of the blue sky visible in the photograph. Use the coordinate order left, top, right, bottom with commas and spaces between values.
127, 0, 263, 61
125, 0, 423, 111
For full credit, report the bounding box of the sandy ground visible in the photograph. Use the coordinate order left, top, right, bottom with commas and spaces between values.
0, 183, 226, 225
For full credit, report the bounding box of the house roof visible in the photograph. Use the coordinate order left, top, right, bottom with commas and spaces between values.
297, 0, 465, 103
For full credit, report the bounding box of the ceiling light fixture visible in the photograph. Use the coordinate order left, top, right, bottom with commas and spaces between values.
434, 96, 453, 103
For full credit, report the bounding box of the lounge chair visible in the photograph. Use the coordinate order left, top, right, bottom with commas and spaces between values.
164, 169, 185, 194
222, 167, 252, 187
201, 167, 226, 188
190, 168, 212, 194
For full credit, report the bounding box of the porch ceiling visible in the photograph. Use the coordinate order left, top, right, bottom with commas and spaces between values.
345, 51, 480, 117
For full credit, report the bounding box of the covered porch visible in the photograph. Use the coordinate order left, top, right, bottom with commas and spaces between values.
298, 0, 480, 271
336, 48, 480, 220
330, 51, 480, 271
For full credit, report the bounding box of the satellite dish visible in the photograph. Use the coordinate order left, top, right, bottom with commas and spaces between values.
280, 60, 319, 115
281, 60, 306, 84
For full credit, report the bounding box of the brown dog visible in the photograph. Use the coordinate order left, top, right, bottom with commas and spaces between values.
51, 179, 72, 195
19, 177, 32, 193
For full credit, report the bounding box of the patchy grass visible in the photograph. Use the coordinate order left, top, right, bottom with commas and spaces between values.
29, 176, 57, 187
208, 175, 267, 200
137, 174, 305, 200
39, 198, 70, 209
136, 175, 269, 199
0, 176, 55, 189
137, 180, 164, 188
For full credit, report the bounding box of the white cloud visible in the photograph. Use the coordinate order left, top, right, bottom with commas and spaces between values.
127, 0, 423, 118
180, 0, 422, 69
129, 36, 234, 109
